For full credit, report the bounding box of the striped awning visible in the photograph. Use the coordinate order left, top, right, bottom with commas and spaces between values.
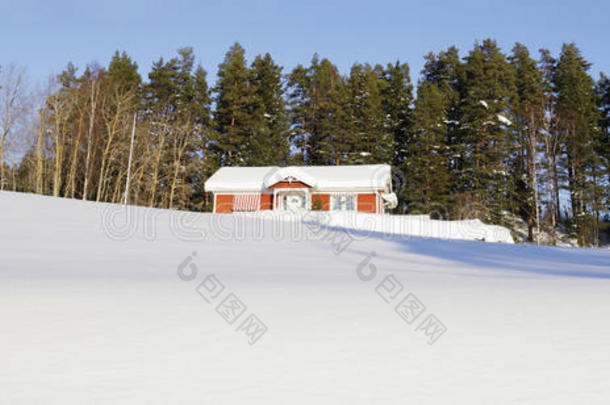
233, 194, 261, 212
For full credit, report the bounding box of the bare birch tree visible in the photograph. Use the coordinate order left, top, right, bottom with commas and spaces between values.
0, 65, 28, 191
48, 83, 75, 197
96, 87, 134, 202
82, 72, 101, 200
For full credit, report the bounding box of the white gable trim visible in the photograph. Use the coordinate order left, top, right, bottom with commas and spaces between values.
263, 167, 318, 188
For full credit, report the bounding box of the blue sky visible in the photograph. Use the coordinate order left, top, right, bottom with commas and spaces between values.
1, 0, 609, 86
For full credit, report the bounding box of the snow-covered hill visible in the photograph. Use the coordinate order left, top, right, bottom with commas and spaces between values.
1, 192, 609, 404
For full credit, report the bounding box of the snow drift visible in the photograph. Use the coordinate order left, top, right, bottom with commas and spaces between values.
1, 191, 609, 404
301, 211, 515, 243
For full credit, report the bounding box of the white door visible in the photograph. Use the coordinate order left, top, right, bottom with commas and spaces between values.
286, 194, 305, 211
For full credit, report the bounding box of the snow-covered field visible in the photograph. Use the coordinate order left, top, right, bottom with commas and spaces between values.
1, 191, 609, 404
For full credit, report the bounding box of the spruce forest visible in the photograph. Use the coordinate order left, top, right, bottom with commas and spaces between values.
1, 40, 608, 246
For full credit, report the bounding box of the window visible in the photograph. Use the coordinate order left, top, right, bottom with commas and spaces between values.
345, 196, 355, 211
330, 195, 356, 211
233, 194, 261, 211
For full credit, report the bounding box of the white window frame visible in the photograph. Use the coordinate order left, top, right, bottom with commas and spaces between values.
330, 194, 357, 211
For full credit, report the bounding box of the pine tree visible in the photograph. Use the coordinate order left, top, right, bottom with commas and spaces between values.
538, 48, 563, 236
145, 47, 211, 208
108, 51, 141, 93
345, 63, 392, 164
310, 57, 346, 165
182, 62, 213, 211
213, 42, 253, 166
459, 39, 517, 223
378, 61, 413, 168
594, 74, 610, 242
419, 47, 464, 217
286, 63, 312, 164
509, 43, 545, 242
286, 55, 345, 165
406, 81, 451, 212
248, 53, 289, 165
596, 74, 610, 194
553, 44, 602, 245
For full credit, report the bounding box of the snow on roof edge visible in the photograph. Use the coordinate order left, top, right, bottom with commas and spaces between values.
204, 164, 392, 193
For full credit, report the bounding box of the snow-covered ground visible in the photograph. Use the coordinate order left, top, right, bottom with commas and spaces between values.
301, 210, 514, 243
1, 191, 609, 404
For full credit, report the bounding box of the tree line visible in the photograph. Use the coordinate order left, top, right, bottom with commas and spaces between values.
0, 40, 608, 246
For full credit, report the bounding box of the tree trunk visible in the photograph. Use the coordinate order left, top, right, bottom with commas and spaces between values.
65, 114, 84, 198
149, 131, 165, 207
83, 78, 98, 201
52, 105, 66, 198
0, 142, 4, 191
169, 158, 181, 209
0, 66, 25, 191
123, 113, 136, 204
544, 134, 557, 245
36, 125, 44, 194
0, 105, 9, 191
527, 113, 540, 245
530, 138, 541, 245
97, 97, 125, 202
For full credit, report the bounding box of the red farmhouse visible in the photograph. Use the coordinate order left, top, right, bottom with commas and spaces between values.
204, 164, 397, 214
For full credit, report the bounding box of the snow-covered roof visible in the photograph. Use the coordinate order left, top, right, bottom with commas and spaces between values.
205, 164, 392, 193
263, 167, 318, 188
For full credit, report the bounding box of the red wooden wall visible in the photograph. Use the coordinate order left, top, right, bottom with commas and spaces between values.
215, 192, 379, 213
357, 194, 377, 213
215, 194, 234, 213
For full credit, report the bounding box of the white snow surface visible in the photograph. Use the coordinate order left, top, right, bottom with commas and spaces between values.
298, 211, 514, 243
2, 191, 610, 404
